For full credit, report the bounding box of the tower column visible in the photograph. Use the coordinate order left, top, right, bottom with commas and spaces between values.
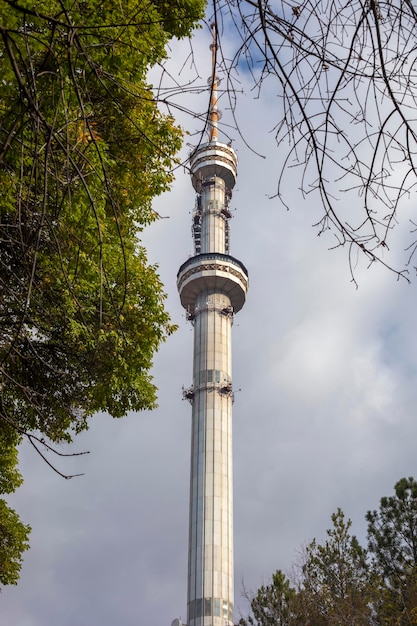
177, 24, 247, 626
200, 177, 227, 254
188, 291, 233, 626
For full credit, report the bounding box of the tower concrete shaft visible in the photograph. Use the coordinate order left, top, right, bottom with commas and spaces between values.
177, 138, 248, 626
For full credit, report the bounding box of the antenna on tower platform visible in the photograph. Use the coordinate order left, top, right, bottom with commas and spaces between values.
208, 22, 221, 142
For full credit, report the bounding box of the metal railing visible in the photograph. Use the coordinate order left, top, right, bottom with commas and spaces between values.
177, 252, 248, 278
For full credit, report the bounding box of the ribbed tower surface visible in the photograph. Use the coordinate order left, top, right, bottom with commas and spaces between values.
177, 138, 248, 626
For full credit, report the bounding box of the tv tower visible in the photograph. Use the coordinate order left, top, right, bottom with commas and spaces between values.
176, 23, 248, 626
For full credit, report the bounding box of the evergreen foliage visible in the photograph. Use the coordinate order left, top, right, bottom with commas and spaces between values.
238, 570, 298, 626
239, 478, 417, 626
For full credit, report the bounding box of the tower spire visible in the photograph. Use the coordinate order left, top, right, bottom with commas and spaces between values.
209, 22, 219, 142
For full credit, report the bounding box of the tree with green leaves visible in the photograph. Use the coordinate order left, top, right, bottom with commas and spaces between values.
0, 423, 30, 586
367, 477, 417, 582
238, 570, 299, 626
300, 508, 371, 625
0, 500, 30, 586
238, 510, 372, 626
367, 477, 417, 624
238, 481, 417, 625
0, 0, 204, 586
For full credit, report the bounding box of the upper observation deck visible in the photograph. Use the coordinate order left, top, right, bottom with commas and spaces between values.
190, 141, 238, 192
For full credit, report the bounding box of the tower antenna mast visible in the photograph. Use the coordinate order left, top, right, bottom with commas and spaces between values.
209, 22, 219, 142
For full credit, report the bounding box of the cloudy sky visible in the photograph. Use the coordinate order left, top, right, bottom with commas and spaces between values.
3, 13, 417, 626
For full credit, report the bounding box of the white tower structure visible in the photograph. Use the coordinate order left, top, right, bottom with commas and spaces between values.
177, 24, 248, 626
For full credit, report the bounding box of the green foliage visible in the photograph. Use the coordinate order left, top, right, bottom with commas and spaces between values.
0, 423, 30, 588
0, 425, 23, 496
0, 499, 31, 587
367, 477, 417, 583
0, 0, 205, 442
240, 481, 417, 626
301, 509, 371, 625
238, 570, 298, 626
0, 0, 205, 586
367, 477, 417, 624
0, 0, 205, 434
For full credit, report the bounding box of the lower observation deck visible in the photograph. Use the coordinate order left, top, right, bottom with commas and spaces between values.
177, 253, 248, 313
